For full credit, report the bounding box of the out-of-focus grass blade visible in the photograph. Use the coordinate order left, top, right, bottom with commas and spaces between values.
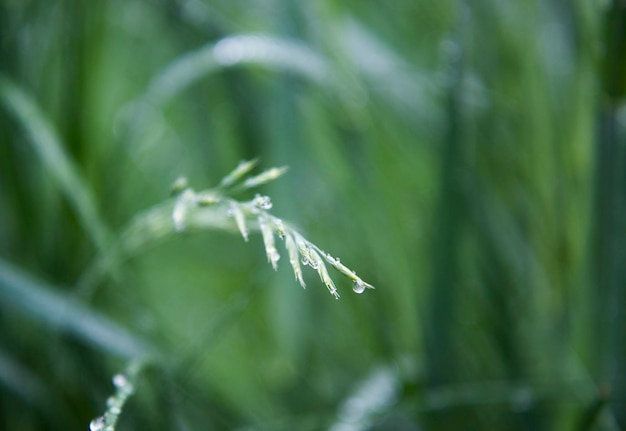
0, 349, 47, 406
0, 75, 110, 253
0, 259, 153, 359
77, 198, 239, 294
145, 34, 330, 106
122, 34, 333, 153
328, 366, 400, 431
336, 18, 439, 122
334, 17, 485, 128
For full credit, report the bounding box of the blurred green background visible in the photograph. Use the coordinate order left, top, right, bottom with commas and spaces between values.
1, 0, 626, 430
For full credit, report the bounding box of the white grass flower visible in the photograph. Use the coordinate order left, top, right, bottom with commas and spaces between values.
285, 234, 306, 288
294, 233, 313, 267
241, 166, 288, 189
258, 214, 280, 270
308, 248, 339, 299
228, 201, 249, 241
273, 218, 286, 240
219, 159, 258, 188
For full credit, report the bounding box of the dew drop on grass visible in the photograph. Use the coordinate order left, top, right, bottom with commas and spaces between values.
112, 374, 134, 393
113, 374, 128, 388
352, 279, 366, 294
90, 416, 105, 431
253, 194, 273, 210
301, 256, 310, 266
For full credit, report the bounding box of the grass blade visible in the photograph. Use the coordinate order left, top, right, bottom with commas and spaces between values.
0, 75, 110, 252
0, 259, 153, 359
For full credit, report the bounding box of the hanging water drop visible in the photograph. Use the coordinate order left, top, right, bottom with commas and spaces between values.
90, 416, 105, 431
352, 279, 366, 294
301, 256, 310, 266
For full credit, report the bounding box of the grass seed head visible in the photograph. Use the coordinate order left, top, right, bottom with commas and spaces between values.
242, 166, 288, 189
219, 159, 258, 188
259, 214, 280, 270
228, 202, 249, 241
285, 234, 306, 288
168, 161, 374, 298
308, 248, 339, 299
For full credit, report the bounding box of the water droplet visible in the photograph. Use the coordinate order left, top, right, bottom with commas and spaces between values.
90, 416, 105, 431
253, 194, 272, 210
309, 259, 319, 270
112, 374, 134, 394
352, 279, 366, 294
301, 257, 310, 266
112, 374, 128, 389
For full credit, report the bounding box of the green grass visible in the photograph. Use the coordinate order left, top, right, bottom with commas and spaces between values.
1, 0, 624, 430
